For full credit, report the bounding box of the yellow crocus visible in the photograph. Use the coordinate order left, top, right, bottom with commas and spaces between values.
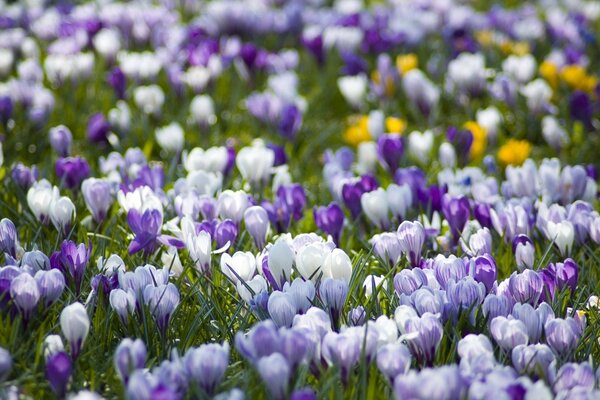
385, 117, 406, 134
464, 121, 487, 160
539, 61, 559, 88
396, 54, 418, 75
559, 65, 596, 92
475, 30, 493, 47
497, 139, 532, 166
344, 116, 371, 146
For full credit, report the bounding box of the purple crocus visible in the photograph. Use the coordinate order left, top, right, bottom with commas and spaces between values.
55, 240, 91, 296
46, 352, 72, 398
82, 178, 113, 223
394, 268, 428, 296
127, 209, 184, 256
10, 273, 41, 320
319, 278, 349, 328
545, 317, 581, 357
87, 113, 110, 144
114, 338, 147, 384
549, 258, 578, 293
377, 134, 404, 171
35, 269, 66, 307
49, 125, 73, 157
442, 195, 470, 240
276, 184, 306, 221
512, 234, 535, 271
397, 221, 426, 268
508, 269, 543, 306
184, 342, 230, 395
143, 283, 180, 336
11, 163, 39, 190
278, 104, 302, 140
257, 353, 291, 400
108, 67, 126, 99
490, 316, 529, 351
402, 313, 443, 366
0, 96, 12, 125
215, 219, 238, 249
470, 254, 497, 293
313, 202, 344, 244
55, 157, 91, 191
0, 218, 17, 258
570, 91, 593, 129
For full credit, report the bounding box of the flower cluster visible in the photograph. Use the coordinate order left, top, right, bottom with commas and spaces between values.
1, 0, 600, 399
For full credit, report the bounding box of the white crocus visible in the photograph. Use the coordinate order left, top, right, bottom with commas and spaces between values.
408, 130, 434, 164
386, 184, 412, 220
50, 196, 76, 235
236, 140, 275, 188
322, 248, 352, 283
545, 220, 575, 256
221, 252, 256, 284
183, 146, 228, 174
27, 180, 60, 224
155, 123, 184, 153
217, 190, 249, 224
337, 74, 367, 108
361, 188, 389, 229
60, 302, 90, 357
295, 242, 332, 282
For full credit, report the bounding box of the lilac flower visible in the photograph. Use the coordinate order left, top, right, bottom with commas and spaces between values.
482, 294, 511, 323
114, 338, 147, 384
55, 157, 91, 191
267, 291, 297, 328
433, 254, 466, 289
127, 208, 183, 256
46, 352, 72, 398
549, 258, 578, 293
446, 276, 486, 312
184, 342, 230, 395
314, 202, 344, 244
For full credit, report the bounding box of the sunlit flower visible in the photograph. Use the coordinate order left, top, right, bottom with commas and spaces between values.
497, 139, 532, 166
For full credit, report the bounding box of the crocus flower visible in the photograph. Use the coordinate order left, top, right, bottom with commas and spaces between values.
508, 269, 543, 306
377, 134, 403, 171
402, 313, 443, 365
184, 342, 230, 395
11, 163, 39, 190
545, 318, 581, 357
244, 206, 270, 249
55, 156, 91, 191
361, 188, 389, 229
49, 125, 72, 157
442, 195, 470, 240
60, 302, 90, 359
0, 218, 17, 258
257, 353, 290, 400
397, 221, 426, 268
82, 178, 113, 223
319, 278, 349, 327
114, 338, 147, 384
10, 273, 41, 320
87, 113, 110, 144
127, 208, 183, 256
55, 240, 91, 295
314, 202, 344, 244
0, 347, 11, 382
268, 291, 297, 328
35, 269, 65, 307
370, 232, 402, 267
512, 234, 535, 271
376, 343, 412, 381
46, 352, 72, 398
490, 316, 529, 351
143, 283, 180, 335
512, 344, 555, 378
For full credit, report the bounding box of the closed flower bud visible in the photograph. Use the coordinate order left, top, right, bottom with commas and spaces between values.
82, 178, 113, 223
44, 335, 64, 360
322, 249, 352, 283
114, 338, 147, 384
10, 272, 41, 320
48, 125, 72, 157
244, 206, 270, 249
35, 269, 65, 306
0, 218, 18, 258
184, 342, 230, 395
155, 123, 184, 153
46, 352, 72, 398
0, 347, 12, 382
50, 196, 76, 236
257, 353, 291, 400
60, 302, 90, 359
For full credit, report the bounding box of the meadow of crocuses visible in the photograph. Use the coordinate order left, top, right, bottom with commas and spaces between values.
1, 0, 600, 399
